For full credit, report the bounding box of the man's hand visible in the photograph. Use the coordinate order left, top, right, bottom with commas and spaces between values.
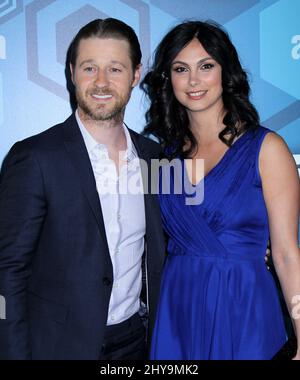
264, 243, 271, 270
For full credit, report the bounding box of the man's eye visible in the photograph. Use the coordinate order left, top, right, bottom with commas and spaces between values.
84, 67, 96, 73
111, 67, 122, 73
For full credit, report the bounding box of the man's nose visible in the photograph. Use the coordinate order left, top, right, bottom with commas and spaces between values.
94, 69, 109, 87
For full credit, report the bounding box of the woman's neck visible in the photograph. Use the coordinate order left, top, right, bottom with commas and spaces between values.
187, 108, 226, 146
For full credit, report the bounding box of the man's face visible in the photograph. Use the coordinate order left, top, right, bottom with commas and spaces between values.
70, 37, 141, 122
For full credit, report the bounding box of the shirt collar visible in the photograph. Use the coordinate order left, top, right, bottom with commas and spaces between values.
75, 110, 137, 160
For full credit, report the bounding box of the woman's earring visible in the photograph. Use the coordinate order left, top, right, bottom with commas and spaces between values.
161, 71, 168, 81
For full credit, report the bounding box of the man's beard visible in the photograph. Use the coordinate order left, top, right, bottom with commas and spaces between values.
76, 87, 130, 122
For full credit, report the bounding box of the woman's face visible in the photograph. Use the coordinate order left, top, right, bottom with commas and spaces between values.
170, 38, 223, 116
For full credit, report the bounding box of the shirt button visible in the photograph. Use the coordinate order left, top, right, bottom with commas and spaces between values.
111, 315, 115, 321
117, 213, 121, 220
115, 249, 119, 254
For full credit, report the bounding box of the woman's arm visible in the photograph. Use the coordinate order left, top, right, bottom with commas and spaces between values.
260, 132, 300, 360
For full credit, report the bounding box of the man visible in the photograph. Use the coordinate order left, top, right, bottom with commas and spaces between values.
0, 18, 165, 360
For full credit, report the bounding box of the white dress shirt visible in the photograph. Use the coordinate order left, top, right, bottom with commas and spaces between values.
76, 111, 146, 325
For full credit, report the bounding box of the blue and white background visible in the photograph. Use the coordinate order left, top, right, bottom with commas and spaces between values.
0, 0, 299, 171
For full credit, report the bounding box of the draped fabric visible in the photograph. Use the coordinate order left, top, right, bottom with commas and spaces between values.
150, 127, 287, 360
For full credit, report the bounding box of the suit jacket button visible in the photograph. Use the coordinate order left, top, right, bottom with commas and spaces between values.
103, 277, 112, 286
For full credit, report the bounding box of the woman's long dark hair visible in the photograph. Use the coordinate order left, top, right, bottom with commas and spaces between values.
141, 21, 260, 159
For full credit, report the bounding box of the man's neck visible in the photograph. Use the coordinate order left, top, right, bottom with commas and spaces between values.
77, 109, 126, 151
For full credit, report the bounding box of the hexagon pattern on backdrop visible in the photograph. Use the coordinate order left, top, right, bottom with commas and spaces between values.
150, 0, 260, 24
0, 0, 299, 168
25, 0, 150, 101
260, 0, 300, 100
258, 0, 300, 154
0, 0, 23, 24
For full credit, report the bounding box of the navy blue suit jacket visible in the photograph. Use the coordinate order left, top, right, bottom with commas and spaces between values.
0, 114, 165, 359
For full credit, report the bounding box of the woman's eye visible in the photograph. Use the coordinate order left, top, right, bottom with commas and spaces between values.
173, 66, 188, 73
201, 63, 214, 70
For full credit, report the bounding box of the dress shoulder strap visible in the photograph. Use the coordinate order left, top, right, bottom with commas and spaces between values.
253, 126, 274, 187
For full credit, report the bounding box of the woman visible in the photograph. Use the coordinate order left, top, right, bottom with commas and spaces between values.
141, 21, 300, 360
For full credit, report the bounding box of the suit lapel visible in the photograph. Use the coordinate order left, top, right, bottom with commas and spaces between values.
129, 129, 162, 245
129, 129, 152, 201
129, 129, 166, 332
62, 115, 110, 255
61, 118, 162, 274
128, 128, 154, 189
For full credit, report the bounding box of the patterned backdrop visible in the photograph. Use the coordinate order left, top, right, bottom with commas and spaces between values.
0, 0, 299, 173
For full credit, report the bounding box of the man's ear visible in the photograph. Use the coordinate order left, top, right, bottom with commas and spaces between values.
132, 64, 142, 88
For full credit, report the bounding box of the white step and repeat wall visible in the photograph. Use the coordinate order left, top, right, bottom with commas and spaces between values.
0, 0, 299, 172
